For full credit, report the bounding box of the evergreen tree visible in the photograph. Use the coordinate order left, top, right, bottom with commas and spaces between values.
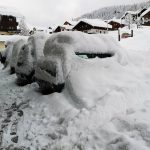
18, 19, 30, 36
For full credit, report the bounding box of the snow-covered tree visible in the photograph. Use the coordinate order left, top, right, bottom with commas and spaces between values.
18, 19, 30, 36
75, 1, 150, 21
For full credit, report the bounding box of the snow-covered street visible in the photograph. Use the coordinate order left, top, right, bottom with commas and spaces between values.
0, 27, 150, 150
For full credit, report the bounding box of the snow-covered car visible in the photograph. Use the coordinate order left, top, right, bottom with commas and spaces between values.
35, 31, 127, 94
0, 36, 28, 70
0, 41, 14, 69
15, 32, 49, 85
10, 39, 27, 74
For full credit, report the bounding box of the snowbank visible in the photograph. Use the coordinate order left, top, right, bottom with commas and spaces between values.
35, 31, 127, 100
1, 27, 150, 149
36, 32, 126, 84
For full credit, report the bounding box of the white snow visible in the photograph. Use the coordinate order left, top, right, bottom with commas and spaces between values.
76, 19, 112, 29
0, 35, 28, 68
15, 32, 49, 76
10, 39, 27, 70
0, 26, 150, 150
35, 31, 127, 86
64, 20, 78, 26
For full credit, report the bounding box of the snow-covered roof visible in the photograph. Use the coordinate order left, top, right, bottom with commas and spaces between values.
64, 21, 78, 26
126, 10, 140, 15
108, 18, 126, 24
54, 25, 73, 31
140, 7, 150, 17
26, 23, 53, 33
79, 19, 112, 29
121, 10, 140, 19
0, 6, 24, 18
62, 25, 73, 30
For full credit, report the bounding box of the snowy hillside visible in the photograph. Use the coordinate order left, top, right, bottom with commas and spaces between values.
75, 1, 150, 20
1, 27, 150, 149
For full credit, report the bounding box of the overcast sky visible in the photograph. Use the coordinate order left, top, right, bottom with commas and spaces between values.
0, 0, 148, 28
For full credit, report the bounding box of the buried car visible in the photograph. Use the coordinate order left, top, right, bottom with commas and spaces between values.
0, 36, 28, 70
0, 41, 14, 69
15, 32, 49, 85
35, 31, 127, 95
10, 39, 27, 74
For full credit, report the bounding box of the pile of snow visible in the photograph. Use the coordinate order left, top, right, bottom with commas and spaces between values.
10, 39, 27, 73
15, 32, 49, 84
35, 31, 127, 96
1, 27, 150, 149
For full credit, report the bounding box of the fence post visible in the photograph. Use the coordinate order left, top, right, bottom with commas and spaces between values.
118, 29, 120, 41
131, 30, 133, 37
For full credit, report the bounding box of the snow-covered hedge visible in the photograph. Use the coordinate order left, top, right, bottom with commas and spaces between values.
15, 32, 49, 85
35, 31, 127, 94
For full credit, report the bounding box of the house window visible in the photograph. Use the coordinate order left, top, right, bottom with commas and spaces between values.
9, 18, 13, 21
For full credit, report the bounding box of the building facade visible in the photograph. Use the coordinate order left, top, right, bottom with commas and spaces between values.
0, 15, 18, 33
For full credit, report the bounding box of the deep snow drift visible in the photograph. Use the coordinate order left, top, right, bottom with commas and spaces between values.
0, 27, 150, 149
35, 31, 127, 96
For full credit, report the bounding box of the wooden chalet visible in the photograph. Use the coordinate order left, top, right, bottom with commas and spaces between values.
63, 21, 77, 26
121, 8, 148, 26
0, 6, 24, 35
0, 15, 18, 34
108, 19, 125, 30
140, 7, 150, 26
121, 11, 139, 25
54, 25, 73, 33
53, 20, 77, 33
72, 19, 112, 34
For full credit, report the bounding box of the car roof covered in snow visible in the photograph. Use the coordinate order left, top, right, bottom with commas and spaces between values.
44, 31, 123, 56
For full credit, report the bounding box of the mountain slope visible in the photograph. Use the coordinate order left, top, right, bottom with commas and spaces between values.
75, 1, 150, 20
